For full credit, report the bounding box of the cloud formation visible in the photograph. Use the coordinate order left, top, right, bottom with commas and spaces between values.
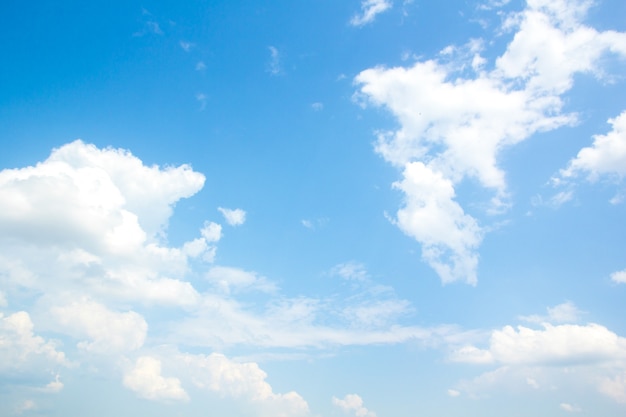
355, 0, 626, 284
350, 0, 392, 27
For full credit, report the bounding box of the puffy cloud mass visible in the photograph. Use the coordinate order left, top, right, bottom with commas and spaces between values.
451, 322, 626, 365
0, 140, 208, 308
123, 356, 188, 401
558, 111, 626, 182
218, 207, 246, 226
354, 0, 626, 283
333, 394, 376, 417
179, 352, 309, 416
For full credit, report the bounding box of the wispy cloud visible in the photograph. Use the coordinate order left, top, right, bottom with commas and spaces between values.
350, 0, 393, 27
267, 46, 282, 75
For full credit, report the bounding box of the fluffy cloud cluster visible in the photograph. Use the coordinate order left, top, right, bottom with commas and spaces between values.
179, 352, 309, 416
449, 302, 626, 404
557, 111, 626, 182
333, 394, 376, 417
0, 311, 68, 373
124, 356, 188, 402
0, 141, 219, 311
355, 0, 626, 283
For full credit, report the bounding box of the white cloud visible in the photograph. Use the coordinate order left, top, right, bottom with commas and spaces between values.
206, 266, 277, 294
0, 311, 68, 372
332, 394, 376, 417
267, 46, 281, 75
392, 162, 482, 284
611, 269, 626, 284
311, 102, 324, 111
452, 323, 626, 366
179, 352, 309, 415
41, 374, 64, 393
447, 389, 460, 397
201, 221, 222, 243
350, 0, 392, 27
124, 356, 189, 402
331, 261, 369, 281
50, 298, 147, 354
560, 402, 582, 412
599, 371, 626, 403
15, 400, 36, 414
558, 111, 626, 183
354, 0, 626, 283
519, 301, 583, 324
195, 61, 206, 71
218, 207, 246, 226
179, 41, 193, 52
196, 93, 207, 111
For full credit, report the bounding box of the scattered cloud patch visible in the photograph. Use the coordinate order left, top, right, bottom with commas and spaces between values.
610, 269, 626, 284
196, 93, 207, 110
553, 111, 626, 201
206, 266, 277, 294
350, 0, 393, 27
267, 46, 282, 75
179, 41, 194, 52
124, 356, 189, 402
519, 301, 583, 324
354, 0, 626, 284
218, 207, 246, 226
179, 352, 309, 415
311, 102, 324, 111
560, 402, 582, 413
195, 61, 206, 71
333, 393, 376, 417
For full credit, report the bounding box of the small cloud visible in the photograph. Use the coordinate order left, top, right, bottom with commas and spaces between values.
311, 102, 324, 111
526, 377, 539, 389
350, 0, 393, 27
610, 269, 626, 284
447, 389, 460, 397
196, 93, 207, 111
179, 41, 194, 52
333, 394, 376, 417
16, 400, 36, 414
41, 374, 64, 393
195, 61, 206, 71
560, 403, 582, 413
301, 217, 328, 230
218, 207, 246, 226
201, 221, 222, 243
519, 301, 583, 324
330, 261, 369, 282
267, 46, 282, 75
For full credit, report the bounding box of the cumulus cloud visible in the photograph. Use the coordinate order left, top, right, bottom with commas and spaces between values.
611, 269, 626, 284
179, 352, 309, 415
451, 323, 626, 365
556, 111, 626, 187
50, 298, 147, 354
0, 311, 68, 372
354, 0, 626, 283
124, 356, 188, 402
350, 0, 392, 27
333, 394, 376, 417
0, 140, 210, 308
218, 207, 246, 226
599, 371, 626, 403
519, 301, 583, 324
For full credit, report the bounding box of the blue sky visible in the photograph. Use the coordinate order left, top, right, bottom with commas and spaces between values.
1, 0, 626, 416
